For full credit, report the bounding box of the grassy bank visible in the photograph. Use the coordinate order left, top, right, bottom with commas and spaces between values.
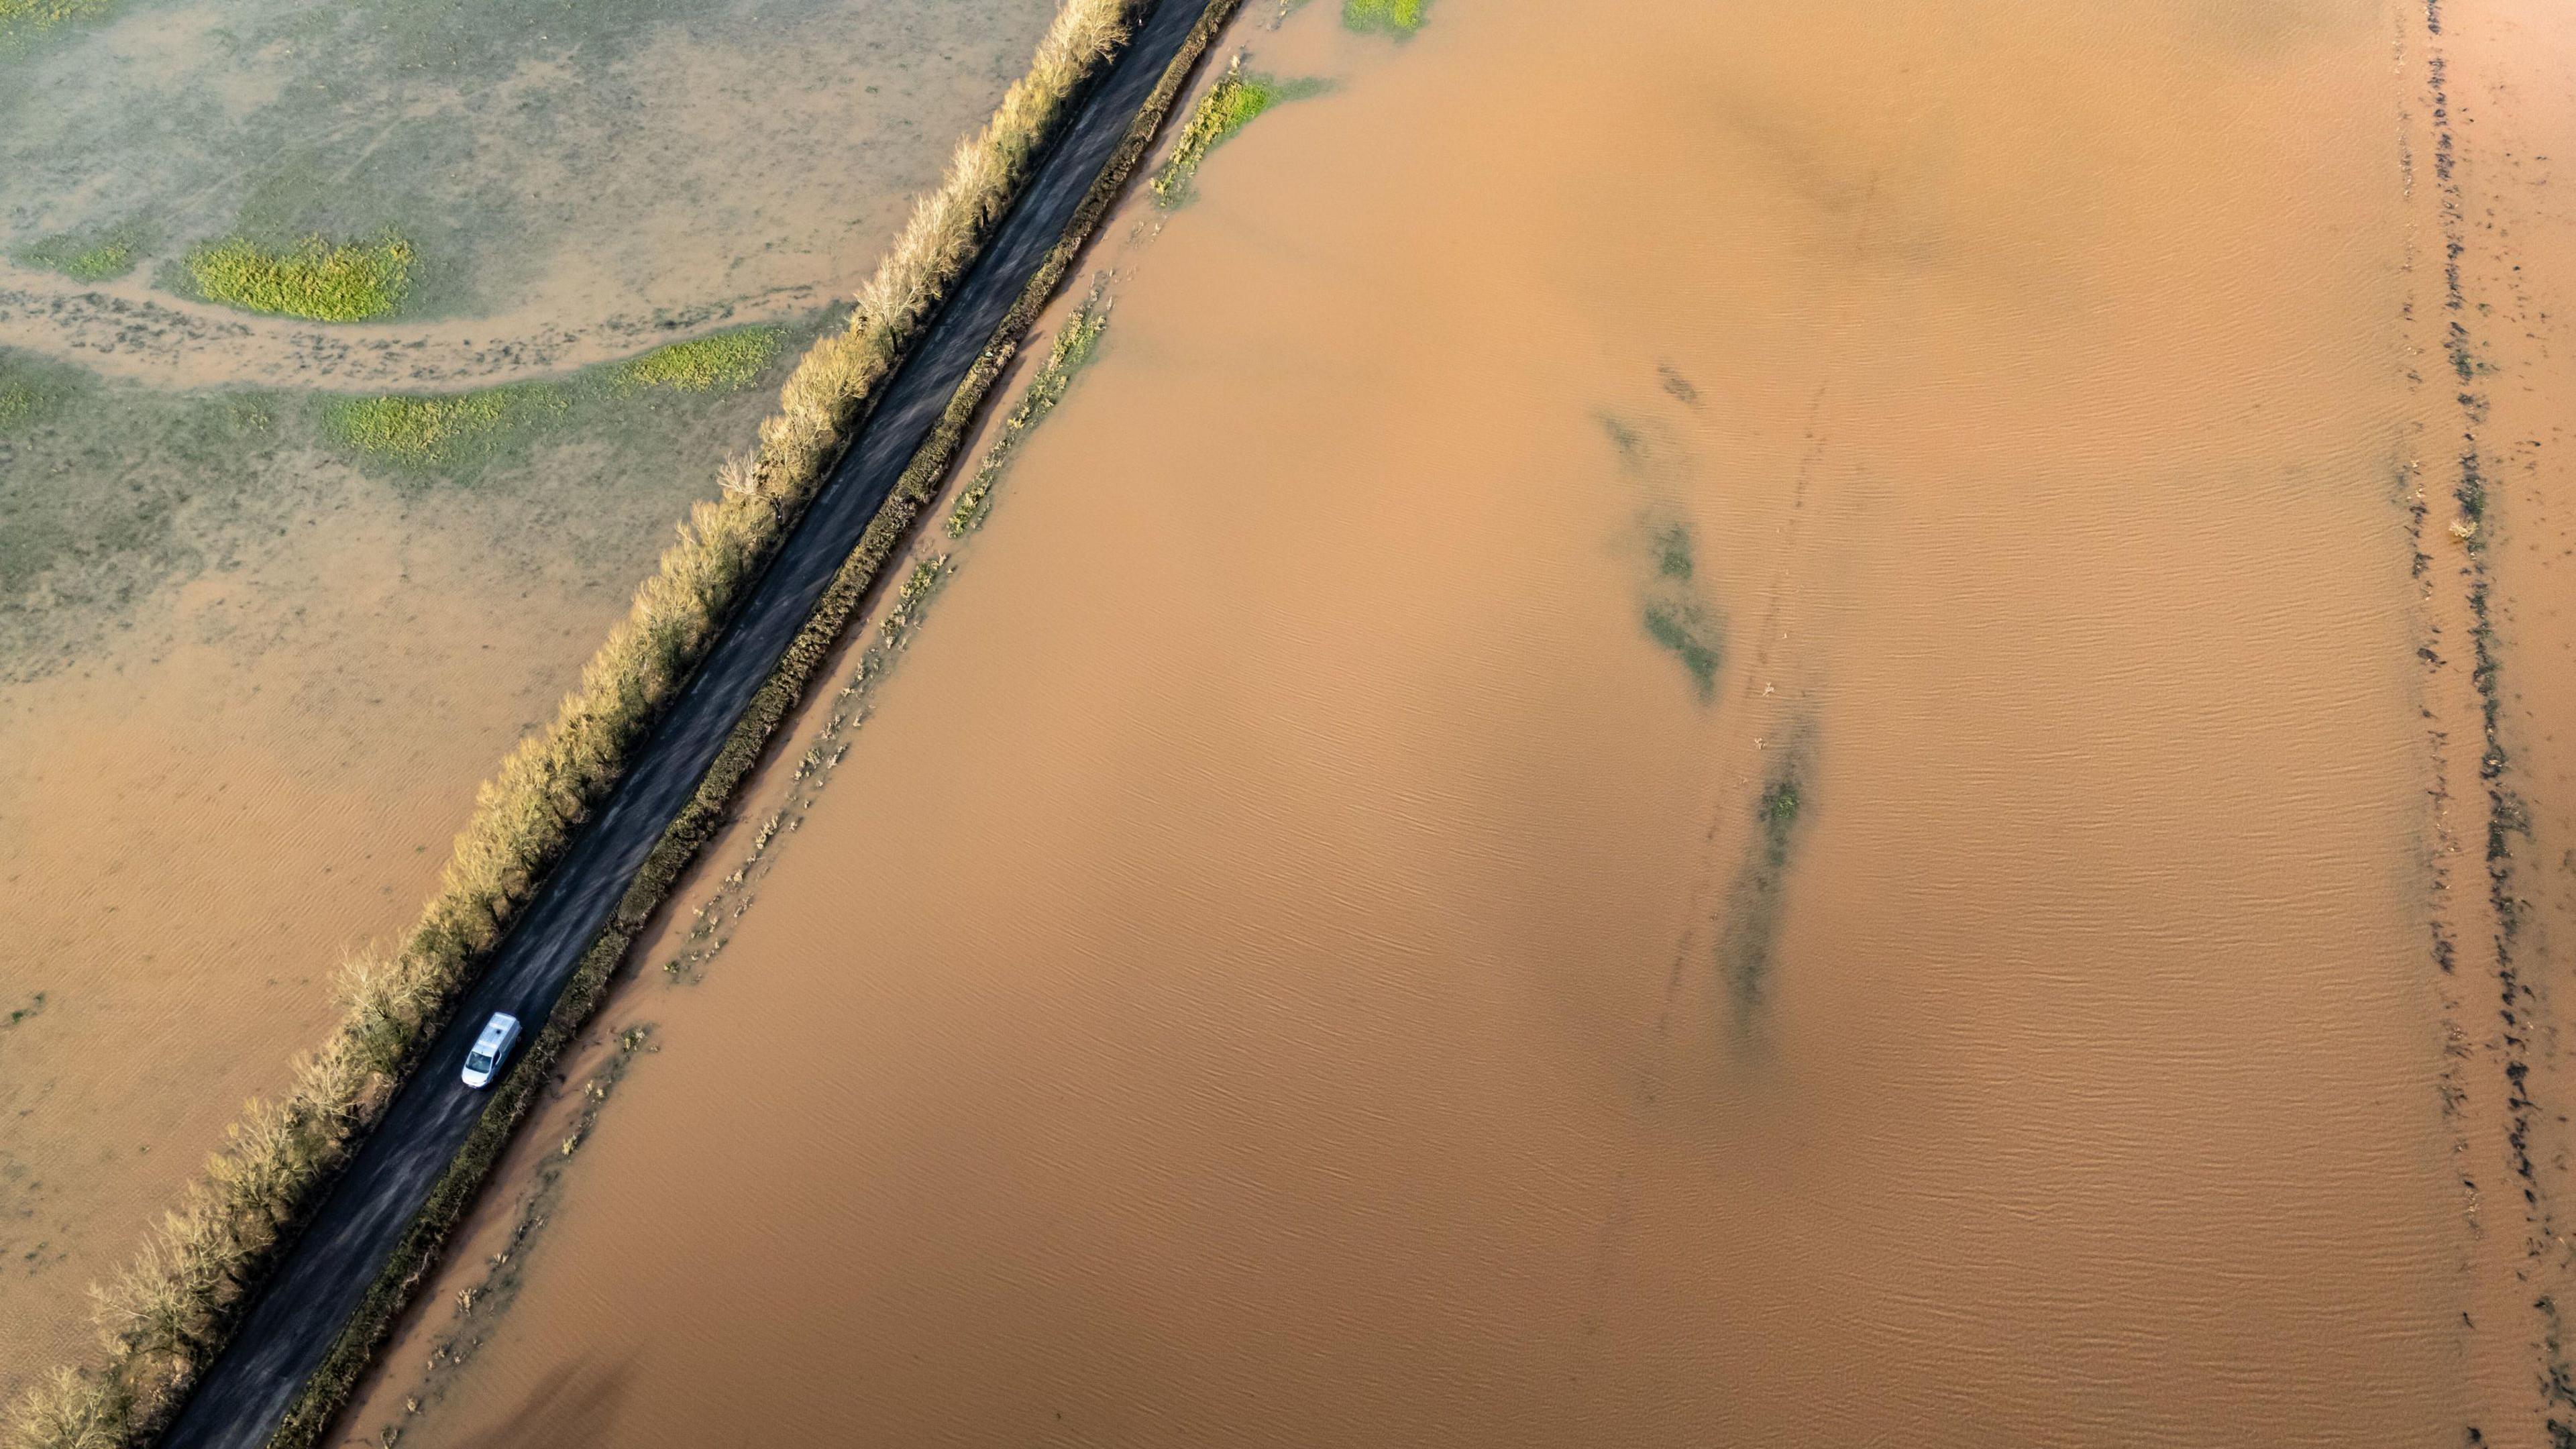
1, 1, 1173, 1444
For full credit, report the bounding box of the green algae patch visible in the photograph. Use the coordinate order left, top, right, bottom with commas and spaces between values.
616, 327, 786, 394
184, 234, 417, 321
323, 384, 566, 468
1342, 0, 1426, 36
18, 225, 145, 283
1152, 62, 1325, 207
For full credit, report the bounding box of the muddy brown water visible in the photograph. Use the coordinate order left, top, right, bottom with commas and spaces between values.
337, 0, 2569, 1442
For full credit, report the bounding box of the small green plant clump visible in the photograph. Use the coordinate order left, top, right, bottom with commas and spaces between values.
19, 225, 144, 282
617, 327, 786, 394
184, 234, 417, 321
1152, 62, 1320, 206
0, 0, 110, 42
1342, 0, 1426, 35
946, 282, 1111, 536
323, 384, 566, 468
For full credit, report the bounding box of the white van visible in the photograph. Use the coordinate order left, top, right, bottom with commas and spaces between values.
460, 1012, 522, 1089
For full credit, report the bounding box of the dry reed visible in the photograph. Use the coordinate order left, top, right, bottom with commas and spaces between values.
1, 3, 1138, 1443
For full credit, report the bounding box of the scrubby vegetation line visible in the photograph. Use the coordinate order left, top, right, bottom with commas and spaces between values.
2, 0, 1185, 1443
182, 235, 417, 323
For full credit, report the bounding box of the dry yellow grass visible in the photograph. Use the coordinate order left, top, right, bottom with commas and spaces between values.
3, 3, 1137, 1444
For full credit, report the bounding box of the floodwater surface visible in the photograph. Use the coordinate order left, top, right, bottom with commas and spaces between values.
363, 0, 2481, 1444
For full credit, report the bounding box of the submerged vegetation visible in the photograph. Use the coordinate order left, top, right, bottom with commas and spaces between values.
3, 0, 1236, 1441
1603, 415, 1725, 702
1638, 511, 1722, 700
1718, 737, 1813, 1035
1152, 61, 1321, 206
617, 327, 787, 394
16, 225, 144, 283
182, 234, 417, 321
947, 280, 1112, 535
1342, 0, 1426, 35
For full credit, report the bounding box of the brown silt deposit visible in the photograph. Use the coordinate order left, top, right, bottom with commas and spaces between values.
335, 0, 2576, 1443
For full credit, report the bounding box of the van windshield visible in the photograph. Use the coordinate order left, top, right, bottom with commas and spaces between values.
467, 1053, 492, 1072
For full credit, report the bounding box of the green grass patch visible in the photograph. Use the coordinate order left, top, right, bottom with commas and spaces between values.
0, 0, 111, 42
1342, 0, 1427, 35
616, 327, 786, 394
1152, 62, 1324, 207
17, 224, 146, 283
322, 384, 567, 468
183, 233, 417, 321
946, 279, 1112, 536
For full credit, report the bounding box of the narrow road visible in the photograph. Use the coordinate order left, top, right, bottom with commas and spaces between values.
159, 4, 1208, 1443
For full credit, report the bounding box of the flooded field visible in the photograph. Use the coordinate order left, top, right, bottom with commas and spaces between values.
0, 0, 1061, 1401
341, 0, 2576, 1444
